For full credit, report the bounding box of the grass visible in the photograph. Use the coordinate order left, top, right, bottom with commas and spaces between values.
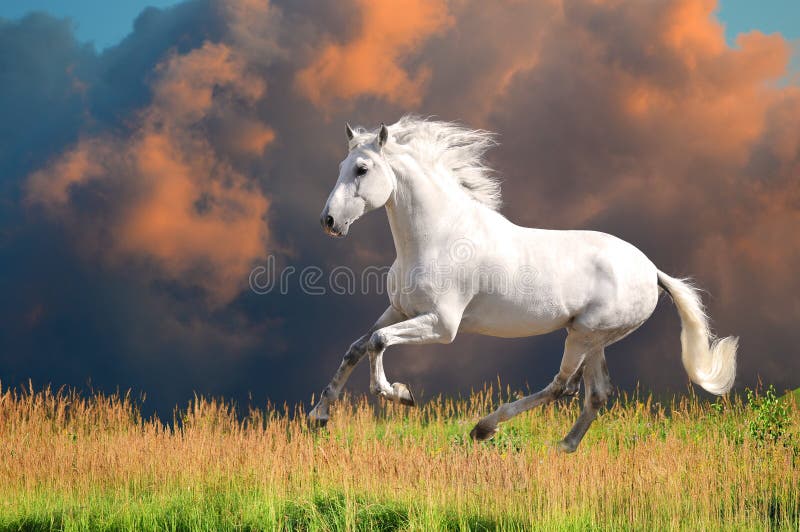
0, 383, 797, 531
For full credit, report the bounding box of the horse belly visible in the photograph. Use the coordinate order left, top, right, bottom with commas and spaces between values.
459, 293, 569, 338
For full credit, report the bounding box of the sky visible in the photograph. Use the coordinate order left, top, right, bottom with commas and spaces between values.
718, 0, 799, 41
2, 0, 797, 50
0, 0, 798, 416
0, 0, 183, 49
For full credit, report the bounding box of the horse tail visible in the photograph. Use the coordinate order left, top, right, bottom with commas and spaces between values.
657, 270, 737, 395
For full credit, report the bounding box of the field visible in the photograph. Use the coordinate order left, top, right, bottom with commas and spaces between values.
0, 383, 797, 531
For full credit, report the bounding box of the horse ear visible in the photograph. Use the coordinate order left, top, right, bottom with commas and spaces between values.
377, 123, 389, 148
346, 123, 359, 150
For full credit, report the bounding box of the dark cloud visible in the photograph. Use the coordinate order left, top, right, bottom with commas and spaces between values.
1, 0, 798, 416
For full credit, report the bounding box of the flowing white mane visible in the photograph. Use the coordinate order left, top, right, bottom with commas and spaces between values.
352, 116, 502, 211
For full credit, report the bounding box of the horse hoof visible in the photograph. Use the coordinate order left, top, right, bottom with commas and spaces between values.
557, 439, 577, 453
392, 382, 416, 407
469, 419, 498, 441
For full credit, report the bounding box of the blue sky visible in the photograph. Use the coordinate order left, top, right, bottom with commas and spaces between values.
718, 0, 799, 42
0, 0, 182, 49
0, 0, 798, 50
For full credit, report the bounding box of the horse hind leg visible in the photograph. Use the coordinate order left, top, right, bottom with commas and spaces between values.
470, 381, 564, 441
562, 365, 584, 397
557, 349, 611, 453
470, 332, 589, 441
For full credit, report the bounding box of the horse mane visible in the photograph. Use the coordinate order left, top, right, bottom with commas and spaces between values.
351, 116, 502, 211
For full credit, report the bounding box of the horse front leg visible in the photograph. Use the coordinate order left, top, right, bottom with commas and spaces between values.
308, 306, 404, 426
366, 311, 460, 406
368, 348, 416, 406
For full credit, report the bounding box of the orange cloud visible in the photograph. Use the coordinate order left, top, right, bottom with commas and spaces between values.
26, 41, 271, 306
662, 0, 726, 60
119, 129, 269, 305
295, 0, 452, 108
419, 0, 559, 125
498, 0, 796, 212
224, 119, 276, 157
618, 32, 790, 163
27, 138, 105, 206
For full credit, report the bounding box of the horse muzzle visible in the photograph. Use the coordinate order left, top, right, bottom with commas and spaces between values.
320, 212, 349, 238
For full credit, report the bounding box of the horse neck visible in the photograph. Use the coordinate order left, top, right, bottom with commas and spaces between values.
384, 156, 466, 262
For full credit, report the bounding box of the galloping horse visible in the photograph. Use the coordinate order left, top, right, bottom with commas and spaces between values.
309, 117, 737, 452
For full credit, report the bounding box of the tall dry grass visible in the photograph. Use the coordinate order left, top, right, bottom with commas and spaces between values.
0, 382, 797, 530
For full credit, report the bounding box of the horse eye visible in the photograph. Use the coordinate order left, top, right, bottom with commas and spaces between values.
356, 165, 368, 176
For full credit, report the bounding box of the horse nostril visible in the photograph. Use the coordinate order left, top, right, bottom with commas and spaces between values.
325, 215, 334, 229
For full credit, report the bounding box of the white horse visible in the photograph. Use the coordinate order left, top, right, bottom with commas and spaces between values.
309, 116, 737, 452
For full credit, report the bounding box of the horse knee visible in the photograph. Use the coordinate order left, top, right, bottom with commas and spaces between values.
367, 331, 386, 352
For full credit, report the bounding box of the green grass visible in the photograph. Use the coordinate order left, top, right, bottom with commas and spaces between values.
0, 383, 797, 531
1, 490, 558, 531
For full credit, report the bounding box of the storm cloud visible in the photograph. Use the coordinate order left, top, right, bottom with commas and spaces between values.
1, 0, 797, 415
